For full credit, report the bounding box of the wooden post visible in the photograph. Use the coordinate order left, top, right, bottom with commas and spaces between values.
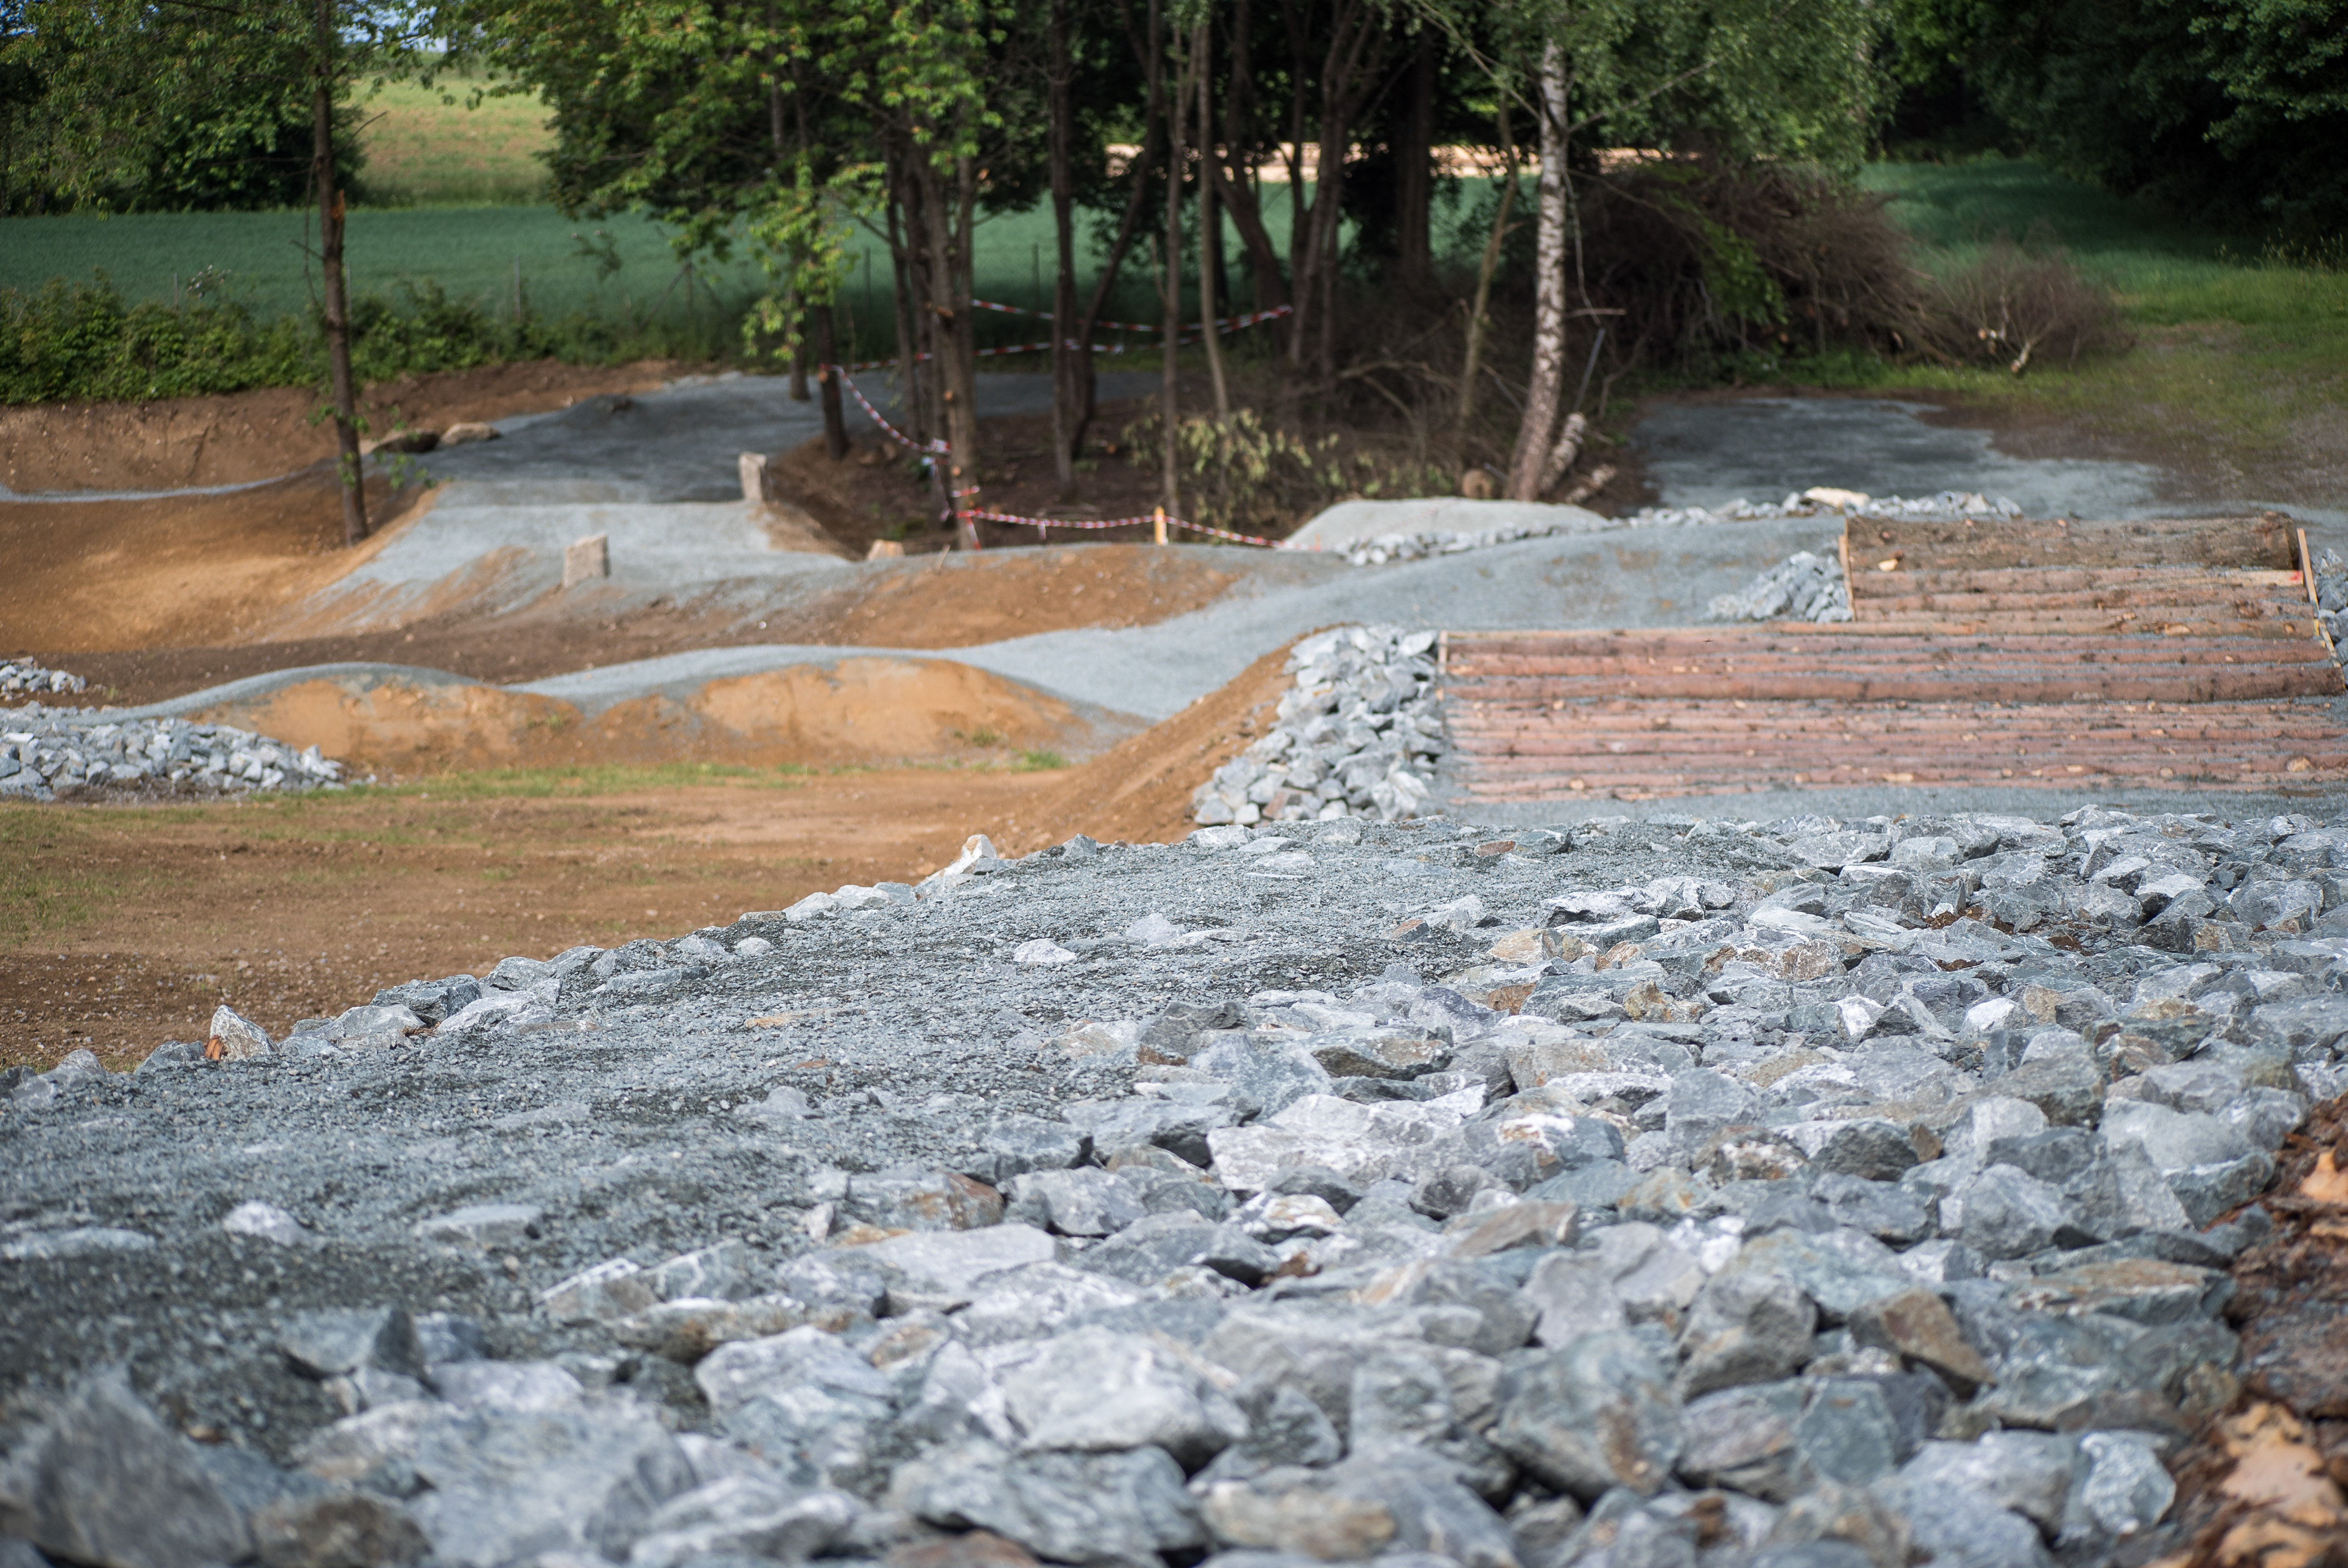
1154, 506, 1168, 545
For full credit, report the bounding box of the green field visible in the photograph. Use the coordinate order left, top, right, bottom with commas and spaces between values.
1852, 159, 2348, 496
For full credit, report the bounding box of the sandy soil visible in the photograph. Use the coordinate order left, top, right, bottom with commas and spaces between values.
0, 359, 692, 494
6, 540, 1272, 708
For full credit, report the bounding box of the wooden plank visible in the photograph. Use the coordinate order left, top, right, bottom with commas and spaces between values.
1851, 514, 2295, 571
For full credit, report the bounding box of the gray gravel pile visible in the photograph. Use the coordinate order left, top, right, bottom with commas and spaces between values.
0, 708, 346, 801
1706, 553, 1854, 624
0, 659, 85, 700
6, 803, 2346, 1568
2311, 546, 2344, 666
1623, 491, 2024, 533
1337, 491, 2021, 567
1191, 626, 1442, 826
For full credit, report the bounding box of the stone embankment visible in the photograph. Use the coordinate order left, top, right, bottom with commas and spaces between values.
1192, 627, 1443, 826
1706, 553, 1853, 625
0, 660, 86, 701
0, 706, 346, 801
4, 802, 2344, 1567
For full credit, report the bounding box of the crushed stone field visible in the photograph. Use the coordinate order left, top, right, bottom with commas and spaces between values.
5, 804, 2348, 1568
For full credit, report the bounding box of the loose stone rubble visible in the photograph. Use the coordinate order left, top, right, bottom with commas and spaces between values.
1191, 626, 1442, 826
0, 708, 344, 800
1337, 490, 2021, 566
0, 659, 86, 702
1706, 552, 1854, 623
4, 802, 2343, 1567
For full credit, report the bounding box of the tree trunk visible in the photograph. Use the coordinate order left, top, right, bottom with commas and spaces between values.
1213, 0, 1290, 324
816, 303, 848, 459
1156, 0, 1181, 514
1457, 105, 1516, 429
786, 274, 811, 400
1197, 19, 1232, 421
1072, 130, 1157, 453
1508, 43, 1569, 502
1396, 25, 1435, 293
918, 149, 982, 549
311, 0, 364, 546
1047, 0, 1079, 496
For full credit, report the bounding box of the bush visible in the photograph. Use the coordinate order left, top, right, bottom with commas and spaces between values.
0, 270, 702, 405
1918, 237, 2131, 372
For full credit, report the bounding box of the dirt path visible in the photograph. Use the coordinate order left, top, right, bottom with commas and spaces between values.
0, 359, 691, 494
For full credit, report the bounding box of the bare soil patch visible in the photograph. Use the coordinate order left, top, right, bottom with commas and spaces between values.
772, 398, 1167, 554
0, 639, 1299, 1074
0, 358, 692, 494
7, 541, 1276, 709
0, 469, 428, 657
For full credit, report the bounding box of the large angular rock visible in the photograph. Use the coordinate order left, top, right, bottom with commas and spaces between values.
279, 1306, 429, 1382
403, 1406, 697, 1567
1004, 1168, 1146, 1237
2099, 1101, 2276, 1225
624, 1477, 859, 1568
250, 1492, 430, 1568
1676, 1269, 1817, 1398
1676, 1380, 1809, 1502
843, 1170, 1006, 1232
1894, 1432, 2076, 1533
1845, 1288, 1995, 1394
963, 1115, 1091, 1184
694, 1324, 893, 1416
1001, 1327, 1245, 1464
902, 1442, 1204, 1568
848, 1225, 1058, 1303
2, 1371, 256, 1568
1954, 1164, 2078, 1260
1492, 1331, 1683, 1499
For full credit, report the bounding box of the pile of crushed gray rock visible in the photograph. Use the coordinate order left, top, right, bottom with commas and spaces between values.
4, 801, 2342, 1568
0, 659, 86, 700
1192, 626, 1442, 826
1708, 552, 1854, 623
0, 709, 345, 800
1336, 490, 2022, 567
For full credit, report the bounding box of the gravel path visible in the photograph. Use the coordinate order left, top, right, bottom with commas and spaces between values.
4, 803, 2343, 1567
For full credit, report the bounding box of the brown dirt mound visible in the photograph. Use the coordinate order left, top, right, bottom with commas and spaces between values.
755, 544, 1296, 647
0, 469, 432, 657
995, 639, 1304, 853
10, 539, 1306, 709
0, 358, 689, 494
188, 659, 1134, 777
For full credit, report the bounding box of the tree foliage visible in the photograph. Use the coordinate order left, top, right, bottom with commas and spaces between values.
1887, 0, 2348, 240
0, 0, 368, 213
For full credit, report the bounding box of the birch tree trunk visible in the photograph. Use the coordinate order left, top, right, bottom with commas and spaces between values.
1507, 43, 1569, 502
1047, 0, 1079, 496
1155, 0, 1181, 514
311, 0, 365, 546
